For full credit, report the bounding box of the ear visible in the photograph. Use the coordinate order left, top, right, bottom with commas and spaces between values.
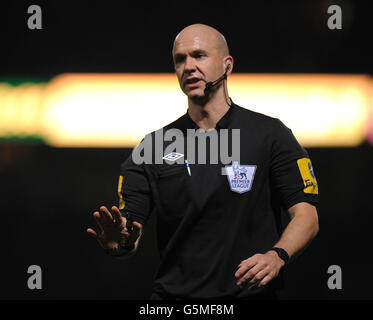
224, 57, 234, 74
225, 60, 230, 70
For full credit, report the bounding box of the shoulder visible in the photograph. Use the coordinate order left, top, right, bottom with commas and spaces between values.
232, 104, 299, 152
145, 113, 188, 137
164, 113, 188, 129
232, 103, 284, 132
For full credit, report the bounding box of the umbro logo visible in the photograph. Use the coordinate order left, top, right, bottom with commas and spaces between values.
162, 152, 184, 162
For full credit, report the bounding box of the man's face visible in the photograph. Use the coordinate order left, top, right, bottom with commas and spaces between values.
173, 33, 224, 99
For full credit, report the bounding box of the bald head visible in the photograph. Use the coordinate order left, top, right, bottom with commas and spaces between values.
173, 24, 230, 58
172, 24, 233, 100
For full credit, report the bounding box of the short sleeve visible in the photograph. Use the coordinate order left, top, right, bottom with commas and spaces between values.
118, 153, 153, 226
270, 119, 319, 210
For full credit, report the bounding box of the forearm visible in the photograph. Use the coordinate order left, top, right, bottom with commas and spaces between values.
274, 202, 319, 261
235, 203, 318, 289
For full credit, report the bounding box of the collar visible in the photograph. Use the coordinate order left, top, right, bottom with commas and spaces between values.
183, 99, 236, 131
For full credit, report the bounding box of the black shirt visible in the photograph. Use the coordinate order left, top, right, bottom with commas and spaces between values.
118, 102, 319, 299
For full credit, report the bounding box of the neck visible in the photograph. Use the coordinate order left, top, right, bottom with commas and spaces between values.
187, 84, 230, 131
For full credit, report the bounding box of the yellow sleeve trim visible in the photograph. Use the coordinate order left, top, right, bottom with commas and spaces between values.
297, 158, 318, 194
117, 175, 125, 210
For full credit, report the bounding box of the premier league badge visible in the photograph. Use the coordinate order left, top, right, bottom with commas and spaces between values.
225, 161, 256, 194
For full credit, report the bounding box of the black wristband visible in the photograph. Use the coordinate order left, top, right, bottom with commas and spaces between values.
268, 247, 289, 265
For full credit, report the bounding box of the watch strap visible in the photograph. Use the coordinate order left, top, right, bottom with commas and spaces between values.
268, 247, 289, 264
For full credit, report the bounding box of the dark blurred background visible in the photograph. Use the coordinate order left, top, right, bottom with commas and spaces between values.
0, 0, 372, 299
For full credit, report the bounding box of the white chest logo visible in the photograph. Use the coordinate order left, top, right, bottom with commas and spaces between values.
162, 152, 184, 162
225, 161, 256, 194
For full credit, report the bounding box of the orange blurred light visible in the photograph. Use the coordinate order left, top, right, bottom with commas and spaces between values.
1, 74, 372, 147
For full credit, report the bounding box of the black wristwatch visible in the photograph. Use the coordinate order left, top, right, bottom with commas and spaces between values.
268, 247, 289, 265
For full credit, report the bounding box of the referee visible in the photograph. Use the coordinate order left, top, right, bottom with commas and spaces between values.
87, 24, 319, 300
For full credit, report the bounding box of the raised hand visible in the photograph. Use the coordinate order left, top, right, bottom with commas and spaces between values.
87, 206, 143, 256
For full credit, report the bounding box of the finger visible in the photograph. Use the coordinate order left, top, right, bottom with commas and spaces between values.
111, 206, 124, 226
247, 268, 270, 287
127, 221, 142, 243
237, 263, 262, 287
100, 206, 113, 223
86, 228, 98, 238
87, 227, 106, 248
236, 254, 260, 271
93, 211, 105, 231
258, 273, 274, 288
126, 218, 134, 232
248, 272, 272, 290
235, 258, 257, 279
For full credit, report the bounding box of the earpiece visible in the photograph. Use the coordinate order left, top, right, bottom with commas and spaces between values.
204, 60, 231, 95
225, 61, 231, 71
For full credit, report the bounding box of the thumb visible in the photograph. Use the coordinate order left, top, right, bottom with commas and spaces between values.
127, 221, 142, 243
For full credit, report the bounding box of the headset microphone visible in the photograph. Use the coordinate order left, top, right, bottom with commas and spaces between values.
204, 62, 230, 96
